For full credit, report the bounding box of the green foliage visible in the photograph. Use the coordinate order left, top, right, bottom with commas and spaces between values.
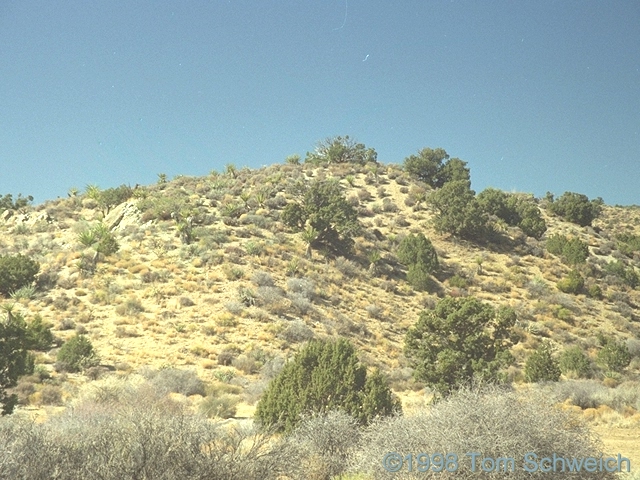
559, 347, 591, 378
254, 338, 401, 433
137, 195, 189, 221
0, 254, 40, 297
96, 185, 133, 215
24, 314, 54, 351
284, 154, 301, 165
545, 234, 589, 265
427, 180, 488, 240
587, 284, 602, 299
476, 188, 547, 239
556, 269, 584, 294
604, 260, 639, 288
304, 136, 377, 165
616, 233, 640, 257
406, 263, 433, 291
404, 297, 517, 397
397, 233, 439, 290
56, 334, 99, 373
524, 343, 561, 382
597, 338, 631, 373
0, 309, 35, 415
0, 193, 33, 212
402, 147, 470, 188
77, 224, 119, 266
548, 191, 603, 226
281, 180, 360, 256
397, 233, 438, 272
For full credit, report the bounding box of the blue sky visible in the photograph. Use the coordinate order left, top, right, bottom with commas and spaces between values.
1, 1, 639, 205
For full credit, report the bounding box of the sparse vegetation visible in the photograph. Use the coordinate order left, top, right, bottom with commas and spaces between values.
0, 139, 639, 474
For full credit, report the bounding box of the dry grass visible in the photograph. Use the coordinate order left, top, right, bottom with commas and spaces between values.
1, 164, 639, 459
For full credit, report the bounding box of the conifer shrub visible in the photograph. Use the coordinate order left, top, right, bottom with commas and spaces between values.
559, 346, 591, 378
254, 338, 401, 433
0, 193, 33, 212
405, 297, 517, 397
397, 233, 438, 291
547, 191, 603, 226
545, 234, 589, 265
597, 338, 631, 373
556, 269, 585, 294
0, 254, 40, 296
1, 311, 35, 415
524, 343, 561, 382
55, 334, 99, 373
616, 233, 640, 257
603, 260, 639, 288
476, 188, 547, 239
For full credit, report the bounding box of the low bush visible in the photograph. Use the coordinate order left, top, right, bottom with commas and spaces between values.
556, 270, 584, 294
0, 254, 40, 296
524, 343, 561, 382
351, 385, 614, 479
55, 334, 99, 373
559, 347, 591, 378
597, 339, 631, 373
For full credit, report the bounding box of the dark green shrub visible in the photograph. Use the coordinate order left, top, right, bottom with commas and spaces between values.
404, 297, 517, 396
281, 180, 360, 256
604, 260, 639, 288
562, 238, 590, 265
56, 334, 99, 373
475, 189, 547, 239
559, 347, 591, 378
25, 315, 54, 351
427, 180, 488, 240
616, 233, 640, 257
597, 339, 631, 373
516, 201, 547, 239
548, 191, 603, 226
397, 233, 438, 272
304, 136, 377, 165
403, 147, 470, 188
587, 284, 602, 299
556, 269, 584, 294
525, 343, 561, 382
405, 263, 433, 291
1, 310, 35, 415
0, 255, 40, 296
397, 233, 439, 290
0, 193, 33, 212
545, 234, 589, 265
448, 274, 469, 289
254, 338, 401, 433
97, 185, 133, 215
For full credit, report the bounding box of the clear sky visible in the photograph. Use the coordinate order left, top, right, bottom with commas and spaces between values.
1, 1, 639, 205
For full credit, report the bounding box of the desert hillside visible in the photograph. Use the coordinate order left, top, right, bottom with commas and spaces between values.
2, 147, 640, 475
